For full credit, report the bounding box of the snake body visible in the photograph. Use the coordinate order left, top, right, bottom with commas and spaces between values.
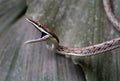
57, 38, 120, 56
25, 0, 120, 56
103, 0, 120, 31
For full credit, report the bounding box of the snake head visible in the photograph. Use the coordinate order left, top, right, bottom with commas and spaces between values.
24, 18, 59, 48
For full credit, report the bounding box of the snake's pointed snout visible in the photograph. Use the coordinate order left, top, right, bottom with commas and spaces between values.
25, 17, 37, 25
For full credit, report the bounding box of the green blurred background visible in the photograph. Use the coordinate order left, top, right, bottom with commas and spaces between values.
0, 0, 120, 81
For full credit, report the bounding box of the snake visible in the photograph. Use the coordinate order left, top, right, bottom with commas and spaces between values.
25, 0, 120, 56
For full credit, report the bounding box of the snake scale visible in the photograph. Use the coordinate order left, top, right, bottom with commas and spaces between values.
25, 0, 120, 56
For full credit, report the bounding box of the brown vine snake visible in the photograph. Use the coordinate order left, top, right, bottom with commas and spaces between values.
25, 0, 120, 56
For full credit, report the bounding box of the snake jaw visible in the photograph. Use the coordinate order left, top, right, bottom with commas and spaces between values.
24, 18, 52, 44
25, 18, 50, 35
25, 18, 59, 50
26, 18, 59, 43
25, 18, 59, 45
24, 35, 51, 44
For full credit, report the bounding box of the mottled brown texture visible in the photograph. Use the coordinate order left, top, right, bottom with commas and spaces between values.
57, 38, 120, 56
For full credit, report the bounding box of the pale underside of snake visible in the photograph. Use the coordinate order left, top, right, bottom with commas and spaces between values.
25, 0, 120, 56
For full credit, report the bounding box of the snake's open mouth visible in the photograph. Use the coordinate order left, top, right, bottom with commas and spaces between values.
24, 18, 51, 44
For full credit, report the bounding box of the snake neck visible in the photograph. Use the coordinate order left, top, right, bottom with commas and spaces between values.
46, 37, 59, 50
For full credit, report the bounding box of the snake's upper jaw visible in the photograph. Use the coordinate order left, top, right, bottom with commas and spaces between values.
24, 18, 51, 44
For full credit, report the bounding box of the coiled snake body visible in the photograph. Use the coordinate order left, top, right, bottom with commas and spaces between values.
25, 0, 120, 56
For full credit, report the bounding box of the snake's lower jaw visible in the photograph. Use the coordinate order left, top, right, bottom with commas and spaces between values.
24, 38, 45, 44
24, 37, 57, 51
24, 35, 51, 44
24, 40, 40, 44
